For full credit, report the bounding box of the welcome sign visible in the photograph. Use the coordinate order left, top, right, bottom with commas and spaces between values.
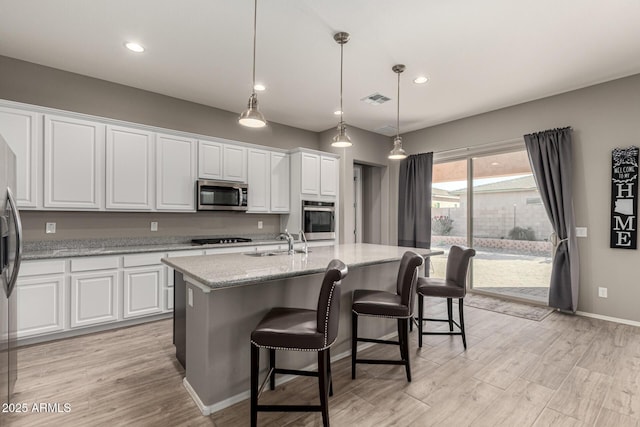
610, 146, 639, 249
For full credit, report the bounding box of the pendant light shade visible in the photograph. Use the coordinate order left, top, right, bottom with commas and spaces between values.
331, 32, 351, 148
389, 64, 408, 160
239, 0, 267, 128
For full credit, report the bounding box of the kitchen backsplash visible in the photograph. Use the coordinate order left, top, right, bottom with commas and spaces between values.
20, 210, 282, 242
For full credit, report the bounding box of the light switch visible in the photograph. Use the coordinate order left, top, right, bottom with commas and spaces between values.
150, 221, 158, 231
258, 221, 263, 230
575, 227, 587, 237
46, 222, 56, 234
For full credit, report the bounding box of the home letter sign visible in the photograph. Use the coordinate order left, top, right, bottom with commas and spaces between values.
610, 146, 638, 249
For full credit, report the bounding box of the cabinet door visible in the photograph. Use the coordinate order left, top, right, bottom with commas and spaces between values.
156, 133, 197, 211
44, 114, 105, 209
223, 145, 247, 182
198, 140, 223, 180
270, 152, 290, 212
70, 271, 119, 328
16, 275, 65, 338
247, 149, 269, 212
320, 156, 338, 197
0, 107, 40, 208
123, 266, 164, 318
106, 125, 155, 210
300, 153, 320, 195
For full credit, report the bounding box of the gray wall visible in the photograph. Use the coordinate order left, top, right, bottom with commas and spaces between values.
362, 164, 383, 244
0, 55, 319, 241
400, 73, 640, 323
318, 125, 393, 244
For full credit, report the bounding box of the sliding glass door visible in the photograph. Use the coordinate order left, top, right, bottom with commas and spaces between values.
431, 147, 553, 304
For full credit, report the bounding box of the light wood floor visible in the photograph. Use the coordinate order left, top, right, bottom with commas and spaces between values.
6, 300, 640, 427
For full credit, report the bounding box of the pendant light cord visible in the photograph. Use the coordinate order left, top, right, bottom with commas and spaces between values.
340, 41, 344, 124
251, 0, 258, 94
396, 70, 400, 138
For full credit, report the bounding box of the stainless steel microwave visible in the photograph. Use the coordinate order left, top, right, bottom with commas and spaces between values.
302, 200, 335, 240
197, 180, 248, 211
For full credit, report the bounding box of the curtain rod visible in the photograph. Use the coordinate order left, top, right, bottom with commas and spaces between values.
433, 137, 524, 158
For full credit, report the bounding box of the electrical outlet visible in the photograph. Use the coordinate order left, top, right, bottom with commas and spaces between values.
576, 227, 588, 237
188, 288, 193, 307
45, 222, 56, 234
258, 221, 263, 230
598, 287, 608, 298
150, 221, 158, 231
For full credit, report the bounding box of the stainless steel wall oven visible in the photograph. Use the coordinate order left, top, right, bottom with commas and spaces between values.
302, 200, 335, 240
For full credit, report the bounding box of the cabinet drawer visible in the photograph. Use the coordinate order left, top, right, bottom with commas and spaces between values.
70, 256, 120, 272
19, 260, 66, 277
123, 252, 164, 268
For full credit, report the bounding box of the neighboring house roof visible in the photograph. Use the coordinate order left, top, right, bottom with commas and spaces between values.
432, 187, 460, 202
451, 175, 537, 194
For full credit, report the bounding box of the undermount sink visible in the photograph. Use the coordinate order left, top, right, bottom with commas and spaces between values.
244, 249, 311, 257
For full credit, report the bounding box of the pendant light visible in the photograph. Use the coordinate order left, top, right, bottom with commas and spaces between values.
239, 0, 267, 128
388, 64, 408, 160
331, 32, 352, 148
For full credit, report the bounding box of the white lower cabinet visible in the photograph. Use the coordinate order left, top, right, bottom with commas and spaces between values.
16, 260, 66, 338
123, 266, 164, 318
16, 275, 65, 338
70, 270, 119, 328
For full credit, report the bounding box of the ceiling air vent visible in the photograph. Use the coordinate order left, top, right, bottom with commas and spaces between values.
361, 92, 391, 105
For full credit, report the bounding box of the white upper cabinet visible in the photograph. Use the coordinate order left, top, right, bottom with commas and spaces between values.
198, 140, 223, 180
106, 125, 155, 210
156, 133, 197, 211
270, 152, 290, 212
247, 149, 290, 214
299, 152, 338, 197
44, 114, 105, 210
223, 145, 247, 182
320, 155, 338, 196
198, 140, 247, 183
247, 149, 269, 212
300, 152, 320, 195
0, 107, 40, 208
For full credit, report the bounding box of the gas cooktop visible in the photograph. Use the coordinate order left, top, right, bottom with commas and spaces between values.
191, 237, 252, 245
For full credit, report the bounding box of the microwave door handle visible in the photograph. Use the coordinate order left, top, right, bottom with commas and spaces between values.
6, 188, 22, 297
238, 187, 243, 206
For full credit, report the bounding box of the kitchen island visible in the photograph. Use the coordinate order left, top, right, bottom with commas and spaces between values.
162, 243, 443, 415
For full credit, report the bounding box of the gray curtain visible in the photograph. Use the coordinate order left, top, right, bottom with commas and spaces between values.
398, 153, 433, 248
524, 127, 579, 312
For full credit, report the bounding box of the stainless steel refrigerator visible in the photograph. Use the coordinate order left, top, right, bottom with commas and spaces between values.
0, 134, 22, 423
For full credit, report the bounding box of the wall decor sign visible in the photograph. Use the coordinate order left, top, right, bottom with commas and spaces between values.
610, 146, 638, 249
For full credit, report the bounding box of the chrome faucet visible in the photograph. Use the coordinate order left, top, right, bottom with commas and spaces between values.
299, 230, 308, 254
278, 229, 295, 254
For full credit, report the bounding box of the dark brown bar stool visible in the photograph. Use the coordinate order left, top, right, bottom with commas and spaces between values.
416, 245, 476, 349
351, 251, 424, 382
250, 259, 348, 427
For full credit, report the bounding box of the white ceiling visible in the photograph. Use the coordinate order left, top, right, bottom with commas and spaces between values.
1, 0, 640, 136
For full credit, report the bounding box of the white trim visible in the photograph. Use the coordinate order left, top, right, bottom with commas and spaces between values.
433, 137, 524, 162
576, 310, 640, 327
186, 331, 398, 416
183, 378, 213, 416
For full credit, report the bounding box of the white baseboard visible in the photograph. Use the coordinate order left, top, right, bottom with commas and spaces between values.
576, 310, 640, 327
183, 331, 399, 416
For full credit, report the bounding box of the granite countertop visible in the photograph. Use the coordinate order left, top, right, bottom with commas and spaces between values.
162, 243, 444, 290
22, 236, 286, 260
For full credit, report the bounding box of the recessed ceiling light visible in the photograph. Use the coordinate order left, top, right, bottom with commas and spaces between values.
254, 84, 266, 91
413, 76, 428, 84
334, 110, 343, 115
125, 42, 145, 53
